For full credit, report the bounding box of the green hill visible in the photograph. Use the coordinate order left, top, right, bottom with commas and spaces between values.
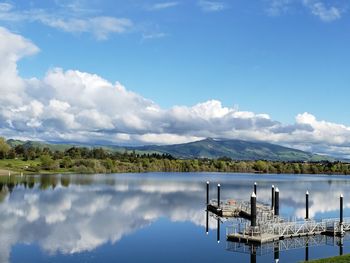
6, 138, 336, 162
130, 138, 334, 161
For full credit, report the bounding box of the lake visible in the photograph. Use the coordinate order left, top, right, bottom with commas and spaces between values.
0, 172, 349, 263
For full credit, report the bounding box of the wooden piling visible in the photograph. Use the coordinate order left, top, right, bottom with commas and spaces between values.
340, 194, 344, 235
275, 188, 279, 216
217, 184, 221, 209
306, 191, 309, 220
251, 192, 257, 227
271, 185, 275, 210
206, 181, 209, 205
254, 182, 257, 196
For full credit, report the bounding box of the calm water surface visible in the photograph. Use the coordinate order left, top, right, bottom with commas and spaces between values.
0, 172, 350, 263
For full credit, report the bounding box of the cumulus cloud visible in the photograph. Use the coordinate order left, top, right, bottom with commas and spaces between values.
1, 26, 350, 157
0, 3, 132, 40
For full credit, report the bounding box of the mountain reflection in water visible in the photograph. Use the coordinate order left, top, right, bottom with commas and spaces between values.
0, 173, 349, 263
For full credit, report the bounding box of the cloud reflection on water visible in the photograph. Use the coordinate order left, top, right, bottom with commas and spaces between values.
0, 173, 349, 262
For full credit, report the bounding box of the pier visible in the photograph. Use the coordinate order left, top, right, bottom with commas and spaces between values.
205, 182, 348, 245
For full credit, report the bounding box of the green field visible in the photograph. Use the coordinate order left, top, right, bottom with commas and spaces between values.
0, 159, 69, 175
304, 254, 350, 262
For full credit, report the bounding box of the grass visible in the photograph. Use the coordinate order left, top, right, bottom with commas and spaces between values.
0, 158, 40, 172
0, 159, 71, 175
304, 254, 350, 262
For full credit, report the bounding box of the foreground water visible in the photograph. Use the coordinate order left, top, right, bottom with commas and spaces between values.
0, 173, 349, 263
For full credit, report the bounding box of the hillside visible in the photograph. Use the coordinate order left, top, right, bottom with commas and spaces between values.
131, 138, 334, 161
6, 138, 335, 162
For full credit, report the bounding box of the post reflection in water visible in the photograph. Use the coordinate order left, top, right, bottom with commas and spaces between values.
250, 244, 257, 263
274, 242, 280, 263
339, 237, 343, 256
0, 173, 350, 263
217, 218, 220, 243
206, 210, 209, 234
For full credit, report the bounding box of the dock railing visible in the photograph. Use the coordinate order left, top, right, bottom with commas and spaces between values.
227, 217, 350, 239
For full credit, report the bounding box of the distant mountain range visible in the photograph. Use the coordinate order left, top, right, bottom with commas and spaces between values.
6, 138, 336, 162
128, 138, 335, 162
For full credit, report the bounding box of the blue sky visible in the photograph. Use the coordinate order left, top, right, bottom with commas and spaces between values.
1, 0, 350, 157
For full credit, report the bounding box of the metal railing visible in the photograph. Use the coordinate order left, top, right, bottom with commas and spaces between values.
227, 218, 348, 238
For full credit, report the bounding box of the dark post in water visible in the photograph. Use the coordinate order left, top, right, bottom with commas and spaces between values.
254, 182, 257, 196
206, 181, 210, 205
305, 238, 309, 261
271, 185, 275, 210
251, 192, 257, 227
275, 188, 280, 216
306, 191, 309, 220
217, 184, 221, 209
340, 194, 344, 235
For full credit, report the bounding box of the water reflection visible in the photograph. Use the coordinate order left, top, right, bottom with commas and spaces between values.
0, 173, 349, 263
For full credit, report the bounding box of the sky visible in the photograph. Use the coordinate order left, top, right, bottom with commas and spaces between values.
0, 0, 350, 157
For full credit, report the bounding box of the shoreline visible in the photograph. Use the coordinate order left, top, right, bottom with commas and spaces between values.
1, 169, 350, 177
0, 169, 12, 176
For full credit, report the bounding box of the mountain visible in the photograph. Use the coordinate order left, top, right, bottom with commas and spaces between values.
129, 138, 334, 162
6, 138, 335, 162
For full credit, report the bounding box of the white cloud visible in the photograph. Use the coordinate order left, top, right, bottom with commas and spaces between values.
0, 4, 132, 40
264, 0, 344, 22
1, 27, 350, 157
149, 2, 179, 11
303, 0, 342, 22
198, 0, 226, 12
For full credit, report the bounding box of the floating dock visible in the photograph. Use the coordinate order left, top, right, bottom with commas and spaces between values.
206, 182, 348, 245
226, 218, 350, 244
207, 200, 275, 221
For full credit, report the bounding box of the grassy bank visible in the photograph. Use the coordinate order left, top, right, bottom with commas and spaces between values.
1, 157, 350, 175
304, 254, 350, 262
0, 159, 70, 175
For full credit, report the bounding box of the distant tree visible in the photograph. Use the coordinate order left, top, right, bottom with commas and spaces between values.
14, 145, 25, 156
60, 156, 73, 169
103, 158, 114, 170
0, 137, 10, 159
7, 148, 16, 159
40, 154, 56, 170
65, 147, 82, 159
254, 160, 268, 173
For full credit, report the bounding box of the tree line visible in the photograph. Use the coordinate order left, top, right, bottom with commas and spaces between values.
1, 137, 350, 174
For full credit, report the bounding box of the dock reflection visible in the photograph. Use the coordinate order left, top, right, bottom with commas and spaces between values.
225, 234, 349, 262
